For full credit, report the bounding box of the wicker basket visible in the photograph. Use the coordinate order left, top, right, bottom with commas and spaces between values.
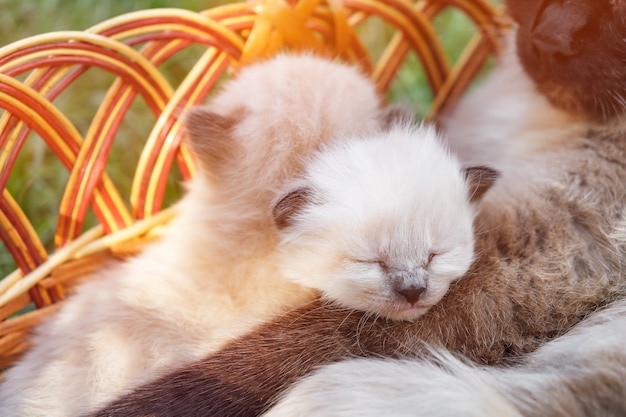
0, 0, 507, 371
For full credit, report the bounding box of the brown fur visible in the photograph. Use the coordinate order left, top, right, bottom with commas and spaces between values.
91, 126, 626, 417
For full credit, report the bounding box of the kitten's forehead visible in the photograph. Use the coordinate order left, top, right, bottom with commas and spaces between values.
309, 126, 467, 201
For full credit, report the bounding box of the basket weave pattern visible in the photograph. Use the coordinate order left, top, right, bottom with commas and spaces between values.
0, 0, 506, 370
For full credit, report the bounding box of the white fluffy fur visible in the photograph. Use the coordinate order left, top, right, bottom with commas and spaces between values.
265, 298, 626, 417
0, 54, 384, 416
277, 124, 480, 321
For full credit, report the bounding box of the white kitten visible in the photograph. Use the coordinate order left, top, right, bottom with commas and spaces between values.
274, 124, 496, 321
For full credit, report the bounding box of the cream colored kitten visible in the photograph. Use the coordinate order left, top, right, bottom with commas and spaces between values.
0, 54, 387, 417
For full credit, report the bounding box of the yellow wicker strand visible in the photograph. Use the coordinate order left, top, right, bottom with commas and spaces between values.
177, 143, 197, 180
0, 293, 30, 322
0, 66, 81, 173
0, 226, 103, 309
72, 206, 177, 259
0, 303, 61, 337
7, 47, 169, 109
348, 0, 449, 90
201, 5, 258, 34
241, 0, 324, 65
0, 332, 25, 354
88, 8, 246, 54
327, 0, 352, 55
0, 270, 22, 300
0, 33, 171, 99
1, 66, 78, 205
36, 286, 52, 306
426, 7, 509, 120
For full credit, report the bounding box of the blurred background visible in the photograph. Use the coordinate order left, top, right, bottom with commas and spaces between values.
0, 0, 501, 278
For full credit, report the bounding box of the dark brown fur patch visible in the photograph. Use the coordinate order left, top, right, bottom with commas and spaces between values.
464, 166, 499, 203
272, 187, 315, 230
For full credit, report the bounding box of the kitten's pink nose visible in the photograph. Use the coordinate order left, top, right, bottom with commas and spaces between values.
395, 285, 426, 305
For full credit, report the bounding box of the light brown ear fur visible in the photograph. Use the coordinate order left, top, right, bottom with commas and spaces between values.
272, 187, 315, 230
184, 106, 240, 174
464, 166, 499, 203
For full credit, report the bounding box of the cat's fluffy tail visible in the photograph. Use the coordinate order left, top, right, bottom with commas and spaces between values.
264, 299, 626, 417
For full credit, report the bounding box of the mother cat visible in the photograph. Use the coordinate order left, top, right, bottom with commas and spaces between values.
93, 0, 626, 415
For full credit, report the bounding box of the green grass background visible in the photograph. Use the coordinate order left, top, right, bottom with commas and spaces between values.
0, 0, 500, 278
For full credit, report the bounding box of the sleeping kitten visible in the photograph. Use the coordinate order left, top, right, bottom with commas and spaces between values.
0, 54, 389, 417
89, 1, 626, 416
273, 124, 496, 322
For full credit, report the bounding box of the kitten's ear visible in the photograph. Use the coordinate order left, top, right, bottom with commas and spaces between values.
380, 104, 415, 128
464, 166, 499, 203
184, 106, 240, 173
272, 187, 315, 230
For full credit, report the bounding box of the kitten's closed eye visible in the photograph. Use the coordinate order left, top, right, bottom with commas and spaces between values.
357, 255, 437, 269
354, 259, 387, 269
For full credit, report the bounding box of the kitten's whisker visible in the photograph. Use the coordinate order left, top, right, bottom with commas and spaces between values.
355, 311, 390, 359
611, 91, 626, 113
354, 312, 369, 356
